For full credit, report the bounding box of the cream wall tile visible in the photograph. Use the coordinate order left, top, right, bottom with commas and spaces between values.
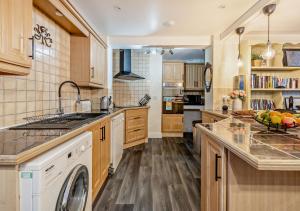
0, 8, 106, 128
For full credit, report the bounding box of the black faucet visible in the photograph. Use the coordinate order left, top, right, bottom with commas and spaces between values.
58, 80, 81, 114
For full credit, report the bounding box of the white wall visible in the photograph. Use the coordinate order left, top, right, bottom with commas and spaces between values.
148, 54, 163, 138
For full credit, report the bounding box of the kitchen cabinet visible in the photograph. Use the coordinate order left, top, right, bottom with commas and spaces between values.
90, 118, 111, 201
202, 112, 226, 123
184, 64, 205, 90
0, 0, 33, 75
163, 62, 184, 83
201, 133, 225, 211
70, 34, 106, 88
125, 108, 148, 148
100, 118, 110, 186
162, 114, 184, 132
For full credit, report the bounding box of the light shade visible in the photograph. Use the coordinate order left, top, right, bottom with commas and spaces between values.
237, 57, 243, 67
262, 41, 275, 60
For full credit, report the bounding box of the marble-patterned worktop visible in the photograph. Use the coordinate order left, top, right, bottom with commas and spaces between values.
197, 111, 300, 171
0, 106, 149, 165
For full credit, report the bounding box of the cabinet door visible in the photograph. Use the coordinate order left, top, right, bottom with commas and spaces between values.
173, 63, 184, 82
162, 114, 183, 132
201, 134, 225, 211
90, 35, 98, 84
163, 63, 174, 82
90, 35, 106, 86
91, 123, 101, 200
97, 43, 106, 86
0, 0, 32, 68
100, 119, 111, 184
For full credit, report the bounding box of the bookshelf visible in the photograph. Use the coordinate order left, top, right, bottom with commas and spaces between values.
251, 88, 300, 91
241, 42, 300, 110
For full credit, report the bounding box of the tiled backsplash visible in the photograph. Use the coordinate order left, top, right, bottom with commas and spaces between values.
0, 8, 106, 128
113, 50, 150, 106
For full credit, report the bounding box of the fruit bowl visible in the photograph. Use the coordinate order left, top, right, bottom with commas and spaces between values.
255, 110, 300, 131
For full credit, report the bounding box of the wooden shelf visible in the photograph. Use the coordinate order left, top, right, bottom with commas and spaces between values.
251, 88, 300, 91
252, 67, 300, 71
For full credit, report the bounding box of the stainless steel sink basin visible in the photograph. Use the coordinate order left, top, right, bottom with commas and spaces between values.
10, 113, 107, 130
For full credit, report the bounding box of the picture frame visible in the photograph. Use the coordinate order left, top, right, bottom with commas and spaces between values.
283, 49, 300, 67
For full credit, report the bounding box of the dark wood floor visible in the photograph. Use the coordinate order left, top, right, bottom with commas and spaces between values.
93, 137, 200, 211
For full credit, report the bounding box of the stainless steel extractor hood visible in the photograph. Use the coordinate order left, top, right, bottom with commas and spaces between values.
113, 49, 145, 80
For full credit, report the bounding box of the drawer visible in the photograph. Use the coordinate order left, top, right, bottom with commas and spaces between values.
126, 109, 147, 118
126, 128, 146, 143
126, 116, 145, 130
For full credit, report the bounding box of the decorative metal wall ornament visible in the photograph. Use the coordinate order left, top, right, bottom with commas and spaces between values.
33, 24, 53, 47
204, 62, 213, 92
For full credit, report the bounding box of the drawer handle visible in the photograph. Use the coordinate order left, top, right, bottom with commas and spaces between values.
215, 154, 222, 181
28, 36, 35, 59
133, 129, 141, 132
133, 116, 142, 120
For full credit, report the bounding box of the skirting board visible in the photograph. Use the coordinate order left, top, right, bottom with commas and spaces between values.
148, 132, 162, 138
162, 132, 183, 137
123, 138, 148, 149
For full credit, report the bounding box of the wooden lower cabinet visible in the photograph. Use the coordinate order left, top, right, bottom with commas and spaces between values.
125, 108, 148, 148
90, 118, 111, 201
100, 118, 110, 185
202, 112, 225, 123
201, 132, 300, 211
201, 133, 225, 211
162, 114, 184, 132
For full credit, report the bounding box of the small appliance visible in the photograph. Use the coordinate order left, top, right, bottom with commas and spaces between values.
100, 96, 112, 110
110, 113, 125, 173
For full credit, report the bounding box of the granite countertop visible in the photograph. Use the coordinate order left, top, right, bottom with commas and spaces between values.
0, 106, 149, 165
197, 112, 300, 170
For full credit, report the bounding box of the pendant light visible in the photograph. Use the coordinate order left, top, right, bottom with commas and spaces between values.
262, 4, 276, 60
236, 27, 245, 68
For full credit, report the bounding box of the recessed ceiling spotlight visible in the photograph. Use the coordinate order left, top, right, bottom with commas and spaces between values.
162, 20, 175, 27
218, 4, 226, 9
113, 5, 121, 12
55, 10, 63, 17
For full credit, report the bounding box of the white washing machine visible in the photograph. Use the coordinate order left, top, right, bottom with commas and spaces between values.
19, 132, 92, 211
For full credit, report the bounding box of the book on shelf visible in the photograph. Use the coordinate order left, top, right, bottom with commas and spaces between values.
251, 99, 275, 110
251, 74, 299, 89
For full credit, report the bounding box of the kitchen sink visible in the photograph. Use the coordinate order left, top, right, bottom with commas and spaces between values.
10, 113, 107, 130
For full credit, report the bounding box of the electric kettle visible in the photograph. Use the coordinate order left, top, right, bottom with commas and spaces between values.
100, 96, 112, 110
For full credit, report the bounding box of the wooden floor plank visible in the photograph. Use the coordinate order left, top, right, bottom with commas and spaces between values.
93, 137, 200, 211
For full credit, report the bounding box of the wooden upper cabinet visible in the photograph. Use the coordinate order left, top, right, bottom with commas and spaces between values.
0, 0, 33, 75
163, 62, 184, 83
184, 64, 205, 90
70, 34, 106, 88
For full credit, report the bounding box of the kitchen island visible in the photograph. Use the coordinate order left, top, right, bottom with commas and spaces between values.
198, 111, 300, 211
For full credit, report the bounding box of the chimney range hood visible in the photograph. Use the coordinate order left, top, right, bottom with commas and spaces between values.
113, 49, 145, 80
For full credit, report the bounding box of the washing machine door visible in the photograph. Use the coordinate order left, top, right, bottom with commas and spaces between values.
56, 164, 89, 211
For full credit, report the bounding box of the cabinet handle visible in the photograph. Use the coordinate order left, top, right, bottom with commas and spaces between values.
100, 127, 104, 141
133, 116, 141, 120
215, 154, 222, 181
103, 126, 106, 140
91, 67, 95, 78
28, 36, 35, 59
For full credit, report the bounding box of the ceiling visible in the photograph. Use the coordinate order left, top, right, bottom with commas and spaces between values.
246, 0, 300, 34
69, 0, 259, 36
162, 49, 205, 63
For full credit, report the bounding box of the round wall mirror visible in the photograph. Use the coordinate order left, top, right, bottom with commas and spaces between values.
204, 63, 213, 92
